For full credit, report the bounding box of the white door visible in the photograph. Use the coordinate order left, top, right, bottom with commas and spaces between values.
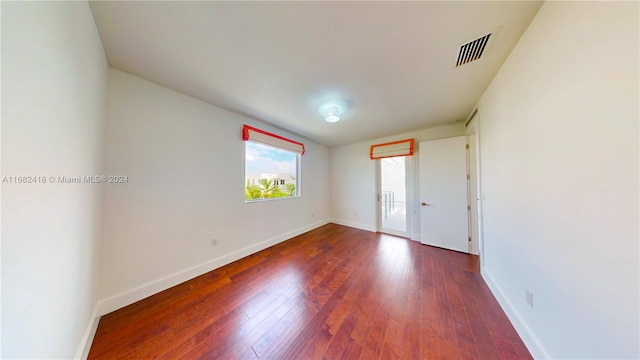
419, 136, 469, 253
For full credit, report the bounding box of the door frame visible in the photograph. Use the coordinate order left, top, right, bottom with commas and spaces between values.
376, 156, 413, 238
466, 133, 479, 255
465, 109, 485, 264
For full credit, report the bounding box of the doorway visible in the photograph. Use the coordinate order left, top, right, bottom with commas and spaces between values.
378, 156, 409, 237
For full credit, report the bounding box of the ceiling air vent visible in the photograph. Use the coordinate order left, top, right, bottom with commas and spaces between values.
456, 33, 492, 67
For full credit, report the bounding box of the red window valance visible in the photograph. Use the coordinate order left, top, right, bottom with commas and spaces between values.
242, 125, 305, 155
370, 138, 415, 159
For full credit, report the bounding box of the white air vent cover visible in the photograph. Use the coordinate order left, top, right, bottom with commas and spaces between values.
456, 33, 492, 67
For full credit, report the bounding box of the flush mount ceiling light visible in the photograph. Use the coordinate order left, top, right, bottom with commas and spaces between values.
324, 105, 340, 123
319, 101, 346, 123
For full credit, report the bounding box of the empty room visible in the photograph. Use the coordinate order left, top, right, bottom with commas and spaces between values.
2, 1, 638, 359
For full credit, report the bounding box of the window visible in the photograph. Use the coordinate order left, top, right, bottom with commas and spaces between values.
243, 125, 303, 202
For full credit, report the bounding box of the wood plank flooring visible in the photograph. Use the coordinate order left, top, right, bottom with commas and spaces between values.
88, 224, 531, 359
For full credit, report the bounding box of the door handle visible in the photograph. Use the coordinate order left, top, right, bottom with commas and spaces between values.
421, 202, 430, 206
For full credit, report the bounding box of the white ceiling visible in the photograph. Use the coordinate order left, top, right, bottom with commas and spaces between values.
89, 1, 543, 147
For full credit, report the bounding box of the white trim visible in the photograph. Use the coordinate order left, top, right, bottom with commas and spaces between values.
330, 219, 376, 233
466, 134, 480, 255
75, 304, 100, 360
481, 268, 550, 360
376, 160, 381, 232
97, 219, 330, 316
472, 109, 486, 269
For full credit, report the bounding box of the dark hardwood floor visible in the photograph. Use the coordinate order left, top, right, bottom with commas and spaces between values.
88, 223, 531, 359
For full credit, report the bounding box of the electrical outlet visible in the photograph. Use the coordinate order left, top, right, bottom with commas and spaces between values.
354, 211, 357, 217
211, 238, 218, 246
526, 289, 534, 308
312, 212, 315, 217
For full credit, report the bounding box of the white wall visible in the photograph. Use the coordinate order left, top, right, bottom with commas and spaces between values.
98, 69, 330, 312
330, 123, 465, 238
476, 2, 639, 359
1, 2, 108, 358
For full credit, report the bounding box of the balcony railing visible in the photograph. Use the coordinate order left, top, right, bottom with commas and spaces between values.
382, 191, 395, 219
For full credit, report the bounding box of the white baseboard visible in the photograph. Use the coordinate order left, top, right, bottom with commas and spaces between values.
330, 218, 376, 232
96, 219, 330, 316
481, 268, 550, 359
75, 303, 100, 360
411, 232, 421, 241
